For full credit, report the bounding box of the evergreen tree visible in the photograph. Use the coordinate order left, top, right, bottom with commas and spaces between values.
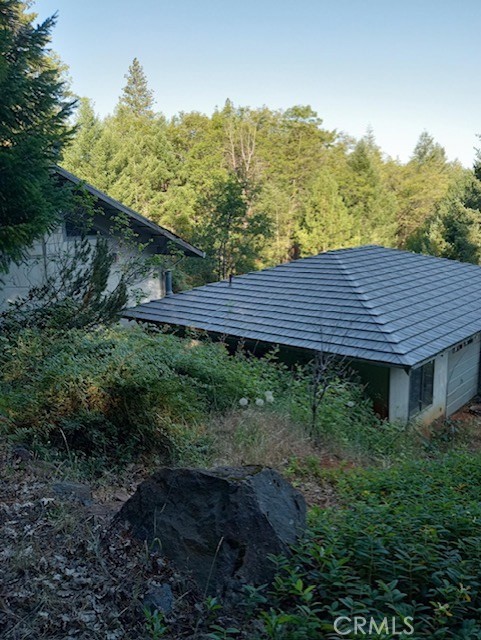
64, 60, 176, 222
59, 70, 480, 282
467, 140, 481, 209
118, 57, 154, 118
339, 135, 397, 245
0, 0, 75, 273
407, 172, 481, 264
61, 98, 102, 182
396, 132, 453, 245
296, 170, 354, 255
104, 112, 177, 217
409, 203, 481, 264
411, 131, 447, 166
257, 105, 336, 261
107, 59, 175, 217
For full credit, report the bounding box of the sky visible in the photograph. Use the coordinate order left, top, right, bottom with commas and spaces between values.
33, 0, 481, 166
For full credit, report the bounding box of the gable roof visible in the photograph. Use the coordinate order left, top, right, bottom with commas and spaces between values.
123, 245, 481, 367
54, 166, 204, 258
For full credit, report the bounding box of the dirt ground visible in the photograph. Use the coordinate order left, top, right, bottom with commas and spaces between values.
0, 443, 339, 640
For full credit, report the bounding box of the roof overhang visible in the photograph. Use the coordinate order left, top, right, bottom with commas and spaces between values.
53, 165, 205, 258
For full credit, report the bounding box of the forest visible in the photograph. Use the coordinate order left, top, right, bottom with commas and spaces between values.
62, 58, 481, 285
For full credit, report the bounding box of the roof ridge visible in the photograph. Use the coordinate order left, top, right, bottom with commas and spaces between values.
332, 252, 406, 362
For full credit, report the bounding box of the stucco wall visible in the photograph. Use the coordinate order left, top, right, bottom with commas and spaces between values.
0, 223, 163, 311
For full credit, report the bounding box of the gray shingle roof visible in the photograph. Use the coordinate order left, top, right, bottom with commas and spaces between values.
123, 245, 481, 366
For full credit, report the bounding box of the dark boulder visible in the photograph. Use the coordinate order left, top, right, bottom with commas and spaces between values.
118, 466, 306, 596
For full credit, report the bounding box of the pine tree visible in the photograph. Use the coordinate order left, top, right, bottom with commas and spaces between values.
296, 170, 354, 255
396, 132, 453, 245
339, 134, 397, 245
118, 57, 154, 118
407, 171, 481, 264
0, 0, 75, 273
102, 59, 174, 218
411, 131, 447, 166
410, 203, 481, 264
61, 98, 103, 182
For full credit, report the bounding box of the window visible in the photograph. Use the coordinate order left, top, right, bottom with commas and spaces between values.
64, 217, 97, 238
409, 360, 434, 417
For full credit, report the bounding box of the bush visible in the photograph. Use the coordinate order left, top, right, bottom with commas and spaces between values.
0, 326, 280, 458
0, 325, 385, 463
242, 452, 481, 639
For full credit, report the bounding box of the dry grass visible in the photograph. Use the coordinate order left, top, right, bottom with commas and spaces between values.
209, 407, 319, 468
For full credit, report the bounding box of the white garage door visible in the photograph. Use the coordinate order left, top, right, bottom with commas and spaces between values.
446, 336, 481, 416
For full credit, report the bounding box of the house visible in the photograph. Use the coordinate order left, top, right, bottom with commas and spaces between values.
123, 245, 481, 424
0, 166, 204, 309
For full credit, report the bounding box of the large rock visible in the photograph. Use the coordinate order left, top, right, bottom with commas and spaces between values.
118, 466, 306, 596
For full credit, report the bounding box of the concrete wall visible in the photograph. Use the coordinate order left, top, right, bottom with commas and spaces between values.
389, 352, 448, 424
0, 223, 163, 311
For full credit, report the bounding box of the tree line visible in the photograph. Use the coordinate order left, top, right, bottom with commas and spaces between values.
62, 58, 481, 284
2, 0, 481, 288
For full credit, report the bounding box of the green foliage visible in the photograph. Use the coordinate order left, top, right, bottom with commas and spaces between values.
61, 98, 103, 184
143, 607, 168, 639
119, 57, 155, 118
0, 325, 381, 464
407, 171, 481, 264
296, 170, 355, 255
63, 60, 477, 278
0, 234, 128, 333
0, 0, 75, 272
192, 172, 271, 280
396, 132, 457, 246
338, 134, 398, 246
0, 326, 291, 459
63, 60, 177, 228
237, 452, 481, 638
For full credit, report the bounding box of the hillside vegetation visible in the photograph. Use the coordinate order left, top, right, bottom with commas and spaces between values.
0, 324, 383, 464
62, 60, 481, 287
2, 325, 481, 638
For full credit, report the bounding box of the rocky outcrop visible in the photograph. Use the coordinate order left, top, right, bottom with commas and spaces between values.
118, 466, 306, 597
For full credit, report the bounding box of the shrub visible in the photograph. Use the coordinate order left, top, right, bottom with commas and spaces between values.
0, 325, 385, 463
0, 326, 299, 460
242, 452, 481, 639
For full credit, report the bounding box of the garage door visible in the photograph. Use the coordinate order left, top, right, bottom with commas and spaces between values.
446, 336, 481, 416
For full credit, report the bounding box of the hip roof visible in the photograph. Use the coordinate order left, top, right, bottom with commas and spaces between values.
123, 245, 481, 366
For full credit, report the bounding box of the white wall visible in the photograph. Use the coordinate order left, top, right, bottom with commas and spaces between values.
446, 335, 481, 415
418, 352, 448, 423
389, 352, 448, 424
388, 367, 411, 423
0, 223, 163, 311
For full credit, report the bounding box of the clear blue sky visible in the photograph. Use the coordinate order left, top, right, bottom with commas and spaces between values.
33, 0, 481, 166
